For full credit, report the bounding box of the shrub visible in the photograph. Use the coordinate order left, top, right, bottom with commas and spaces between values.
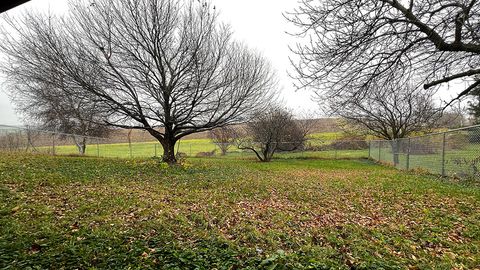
195, 150, 216, 157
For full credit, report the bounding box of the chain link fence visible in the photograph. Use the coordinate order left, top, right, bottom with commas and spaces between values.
0, 125, 108, 157
0, 124, 370, 159
2, 123, 479, 179
369, 125, 480, 179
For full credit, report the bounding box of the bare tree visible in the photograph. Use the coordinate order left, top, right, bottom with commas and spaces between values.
209, 126, 237, 155
468, 83, 480, 124
327, 80, 439, 165
238, 107, 308, 162
0, 11, 110, 155
286, 0, 480, 106
436, 101, 469, 128
0, 0, 276, 164
7, 80, 109, 155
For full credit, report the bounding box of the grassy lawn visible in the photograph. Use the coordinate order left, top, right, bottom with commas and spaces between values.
1, 154, 479, 269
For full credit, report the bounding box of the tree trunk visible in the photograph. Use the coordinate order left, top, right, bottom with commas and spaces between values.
390, 140, 400, 166
74, 136, 87, 155
161, 139, 177, 164
146, 129, 178, 165
261, 143, 274, 162
220, 145, 228, 156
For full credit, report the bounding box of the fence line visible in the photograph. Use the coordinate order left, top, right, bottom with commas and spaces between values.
369, 125, 480, 179
0, 124, 370, 159
1, 124, 479, 179
0, 125, 107, 157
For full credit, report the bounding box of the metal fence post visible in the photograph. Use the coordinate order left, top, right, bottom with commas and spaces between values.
368, 141, 372, 158
129, 142, 133, 158
378, 141, 382, 161
441, 133, 446, 177
52, 133, 56, 156
406, 138, 411, 170
96, 139, 100, 157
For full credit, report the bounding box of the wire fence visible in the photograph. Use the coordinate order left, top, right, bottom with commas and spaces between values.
1, 123, 479, 179
0, 124, 108, 156
0, 124, 369, 159
369, 125, 480, 179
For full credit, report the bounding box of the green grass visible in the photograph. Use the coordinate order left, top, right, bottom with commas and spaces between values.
53, 139, 219, 158
1, 154, 479, 269
307, 132, 341, 140
371, 145, 480, 178
51, 136, 369, 160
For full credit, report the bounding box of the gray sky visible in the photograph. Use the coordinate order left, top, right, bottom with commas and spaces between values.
0, 0, 318, 125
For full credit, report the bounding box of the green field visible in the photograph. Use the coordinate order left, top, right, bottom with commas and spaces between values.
1, 154, 479, 269
51, 137, 369, 160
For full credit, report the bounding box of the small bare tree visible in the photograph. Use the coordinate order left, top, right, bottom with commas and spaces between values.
326, 80, 439, 165
209, 126, 237, 155
238, 107, 308, 162
468, 84, 480, 124
7, 81, 109, 155
0, 0, 276, 164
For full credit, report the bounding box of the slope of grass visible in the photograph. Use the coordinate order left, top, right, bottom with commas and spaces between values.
1, 154, 479, 269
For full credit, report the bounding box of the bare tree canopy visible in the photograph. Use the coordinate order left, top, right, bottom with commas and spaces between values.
238, 106, 308, 162
0, 0, 276, 163
328, 79, 439, 165
468, 85, 480, 124
0, 13, 110, 155
209, 126, 237, 155
331, 81, 439, 141
9, 81, 109, 154
286, 0, 480, 105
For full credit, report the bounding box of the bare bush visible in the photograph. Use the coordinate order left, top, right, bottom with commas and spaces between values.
209, 126, 237, 155
196, 150, 216, 157
238, 107, 307, 162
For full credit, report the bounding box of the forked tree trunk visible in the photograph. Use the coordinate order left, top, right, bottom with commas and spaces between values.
219, 144, 228, 156
74, 136, 87, 155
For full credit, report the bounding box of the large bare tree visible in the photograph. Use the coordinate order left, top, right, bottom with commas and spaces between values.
0, 0, 276, 163
286, 0, 480, 105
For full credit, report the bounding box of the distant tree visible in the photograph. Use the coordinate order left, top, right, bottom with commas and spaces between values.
1, 14, 110, 155
436, 111, 467, 129
468, 87, 480, 124
286, 0, 480, 106
0, 0, 276, 164
6, 78, 110, 155
326, 80, 439, 165
209, 126, 237, 155
435, 100, 469, 128
238, 107, 308, 162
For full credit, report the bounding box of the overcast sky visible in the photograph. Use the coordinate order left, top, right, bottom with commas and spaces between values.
0, 0, 319, 126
